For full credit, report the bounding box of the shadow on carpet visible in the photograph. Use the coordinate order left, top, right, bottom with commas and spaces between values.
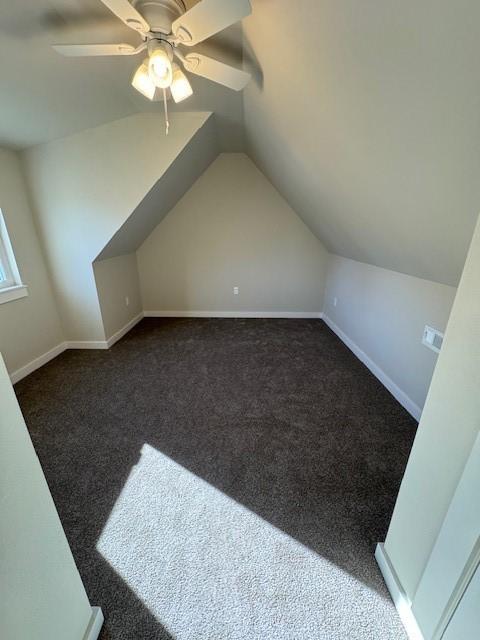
15, 319, 416, 639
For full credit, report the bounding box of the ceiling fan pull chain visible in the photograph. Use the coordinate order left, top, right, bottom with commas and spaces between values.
163, 88, 170, 135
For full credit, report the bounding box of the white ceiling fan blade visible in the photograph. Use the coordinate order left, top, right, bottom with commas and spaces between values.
99, 0, 150, 33
53, 43, 137, 56
184, 53, 250, 90
172, 0, 251, 46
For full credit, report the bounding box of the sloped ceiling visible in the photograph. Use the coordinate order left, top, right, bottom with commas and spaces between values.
0, 0, 244, 150
97, 113, 219, 259
4, 1, 480, 287
22, 111, 212, 340
242, 0, 480, 286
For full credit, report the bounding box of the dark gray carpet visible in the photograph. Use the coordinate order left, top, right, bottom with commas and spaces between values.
15, 319, 415, 639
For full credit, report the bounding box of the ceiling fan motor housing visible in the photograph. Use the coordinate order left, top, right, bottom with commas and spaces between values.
132, 0, 186, 35
147, 38, 174, 59
51, 0, 253, 104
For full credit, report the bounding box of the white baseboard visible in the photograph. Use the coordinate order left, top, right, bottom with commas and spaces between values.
9, 314, 145, 383
10, 342, 68, 384
82, 606, 104, 640
10, 313, 424, 424
144, 310, 323, 319
66, 312, 144, 350
106, 312, 144, 348
322, 314, 422, 421
375, 544, 424, 640
66, 341, 110, 350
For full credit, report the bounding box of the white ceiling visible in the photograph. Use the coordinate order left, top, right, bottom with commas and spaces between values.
243, 0, 480, 286
97, 112, 219, 260
2, 0, 479, 286
0, 0, 244, 150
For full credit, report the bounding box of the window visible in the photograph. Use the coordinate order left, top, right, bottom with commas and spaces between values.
0, 209, 27, 304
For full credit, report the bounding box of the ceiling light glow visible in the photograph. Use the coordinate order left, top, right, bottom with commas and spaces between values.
148, 43, 173, 89
131, 60, 156, 100
170, 64, 193, 103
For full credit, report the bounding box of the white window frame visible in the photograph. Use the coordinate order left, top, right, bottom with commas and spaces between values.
0, 209, 28, 304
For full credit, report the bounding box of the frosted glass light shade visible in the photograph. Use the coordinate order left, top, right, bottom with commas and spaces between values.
148, 45, 173, 88
170, 65, 193, 103
131, 61, 156, 100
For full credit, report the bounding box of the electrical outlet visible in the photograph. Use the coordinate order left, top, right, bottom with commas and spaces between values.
333, 297, 337, 307
125, 296, 130, 307
233, 286, 239, 295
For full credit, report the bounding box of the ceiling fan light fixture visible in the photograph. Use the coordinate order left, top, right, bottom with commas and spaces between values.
148, 41, 173, 89
170, 64, 193, 103
131, 60, 156, 100
51, 0, 254, 129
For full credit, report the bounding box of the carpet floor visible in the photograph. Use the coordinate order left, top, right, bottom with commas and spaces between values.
15, 318, 416, 639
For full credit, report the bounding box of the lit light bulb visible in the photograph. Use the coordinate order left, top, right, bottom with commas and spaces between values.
131, 60, 156, 100
170, 64, 193, 103
148, 43, 173, 89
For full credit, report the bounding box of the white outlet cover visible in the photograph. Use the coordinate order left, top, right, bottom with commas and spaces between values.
422, 325, 443, 353
233, 287, 239, 295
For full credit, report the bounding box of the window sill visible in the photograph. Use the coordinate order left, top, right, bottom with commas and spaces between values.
0, 284, 28, 305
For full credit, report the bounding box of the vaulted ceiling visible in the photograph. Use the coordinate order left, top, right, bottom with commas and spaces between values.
2, 0, 479, 287
242, 0, 480, 286
0, 0, 244, 150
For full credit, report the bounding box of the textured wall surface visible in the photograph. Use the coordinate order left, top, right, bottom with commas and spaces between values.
324, 255, 456, 411
23, 113, 209, 341
137, 154, 328, 313
385, 213, 480, 600
0, 148, 63, 374
0, 355, 92, 639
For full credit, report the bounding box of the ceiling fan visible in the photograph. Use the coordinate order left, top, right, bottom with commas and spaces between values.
53, 0, 252, 130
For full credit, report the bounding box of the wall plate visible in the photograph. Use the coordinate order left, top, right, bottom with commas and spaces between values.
422, 325, 444, 354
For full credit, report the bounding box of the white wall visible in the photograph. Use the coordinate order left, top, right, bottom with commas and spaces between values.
383, 213, 480, 603
412, 431, 480, 638
137, 154, 328, 314
323, 256, 456, 414
22, 112, 211, 342
442, 563, 480, 640
0, 355, 94, 640
93, 254, 142, 341
0, 148, 63, 374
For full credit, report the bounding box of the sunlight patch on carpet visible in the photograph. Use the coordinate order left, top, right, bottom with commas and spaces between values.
96, 444, 401, 640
